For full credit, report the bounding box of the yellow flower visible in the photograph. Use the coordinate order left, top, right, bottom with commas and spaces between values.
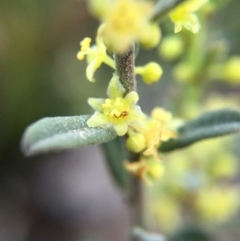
169, 0, 208, 33
91, 0, 153, 53
124, 156, 165, 185
126, 107, 176, 156
141, 119, 164, 156
76, 26, 115, 82
87, 74, 146, 136
151, 107, 173, 124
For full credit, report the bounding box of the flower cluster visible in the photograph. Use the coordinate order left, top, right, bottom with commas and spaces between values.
124, 107, 176, 184
86, 71, 176, 184
76, 0, 209, 184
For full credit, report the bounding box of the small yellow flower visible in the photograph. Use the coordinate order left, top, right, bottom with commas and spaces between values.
76, 26, 115, 82
87, 74, 145, 136
169, 0, 208, 33
151, 107, 173, 123
127, 107, 176, 156
124, 156, 165, 185
141, 119, 164, 156
92, 0, 153, 53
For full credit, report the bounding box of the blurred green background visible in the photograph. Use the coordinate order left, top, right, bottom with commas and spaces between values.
1, 0, 240, 241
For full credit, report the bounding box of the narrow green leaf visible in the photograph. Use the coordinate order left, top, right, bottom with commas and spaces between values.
151, 0, 186, 22
101, 137, 130, 189
21, 115, 117, 156
160, 109, 240, 152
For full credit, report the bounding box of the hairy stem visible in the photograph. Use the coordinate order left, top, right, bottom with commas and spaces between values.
114, 46, 143, 239
114, 45, 136, 94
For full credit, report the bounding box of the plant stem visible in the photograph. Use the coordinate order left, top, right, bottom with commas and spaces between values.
114, 45, 136, 94
114, 46, 144, 238
131, 173, 144, 227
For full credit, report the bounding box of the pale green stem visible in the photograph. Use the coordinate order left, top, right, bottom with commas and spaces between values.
134, 66, 144, 75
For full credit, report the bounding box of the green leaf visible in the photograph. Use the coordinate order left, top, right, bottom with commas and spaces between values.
151, 0, 186, 22
160, 109, 240, 152
101, 137, 130, 189
21, 115, 117, 156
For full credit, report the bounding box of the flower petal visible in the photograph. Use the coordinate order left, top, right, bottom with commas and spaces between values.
174, 23, 183, 33
161, 128, 177, 141
151, 107, 172, 123
107, 74, 125, 99
125, 91, 139, 105
86, 58, 102, 82
88, 98, 105, 112
183, 13, 200, 33
114, 123, 128, 136
129, 106, 146, 123
87, 112, 110, 128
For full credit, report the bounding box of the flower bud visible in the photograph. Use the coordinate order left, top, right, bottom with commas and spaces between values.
223, 56, 240, 83
140, 24, 161, 49
159, 35, 183, 61
142, 62, 163, 84
126, 133, 146, 153
146, 158, 165, 180
87, 0, 109, 18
